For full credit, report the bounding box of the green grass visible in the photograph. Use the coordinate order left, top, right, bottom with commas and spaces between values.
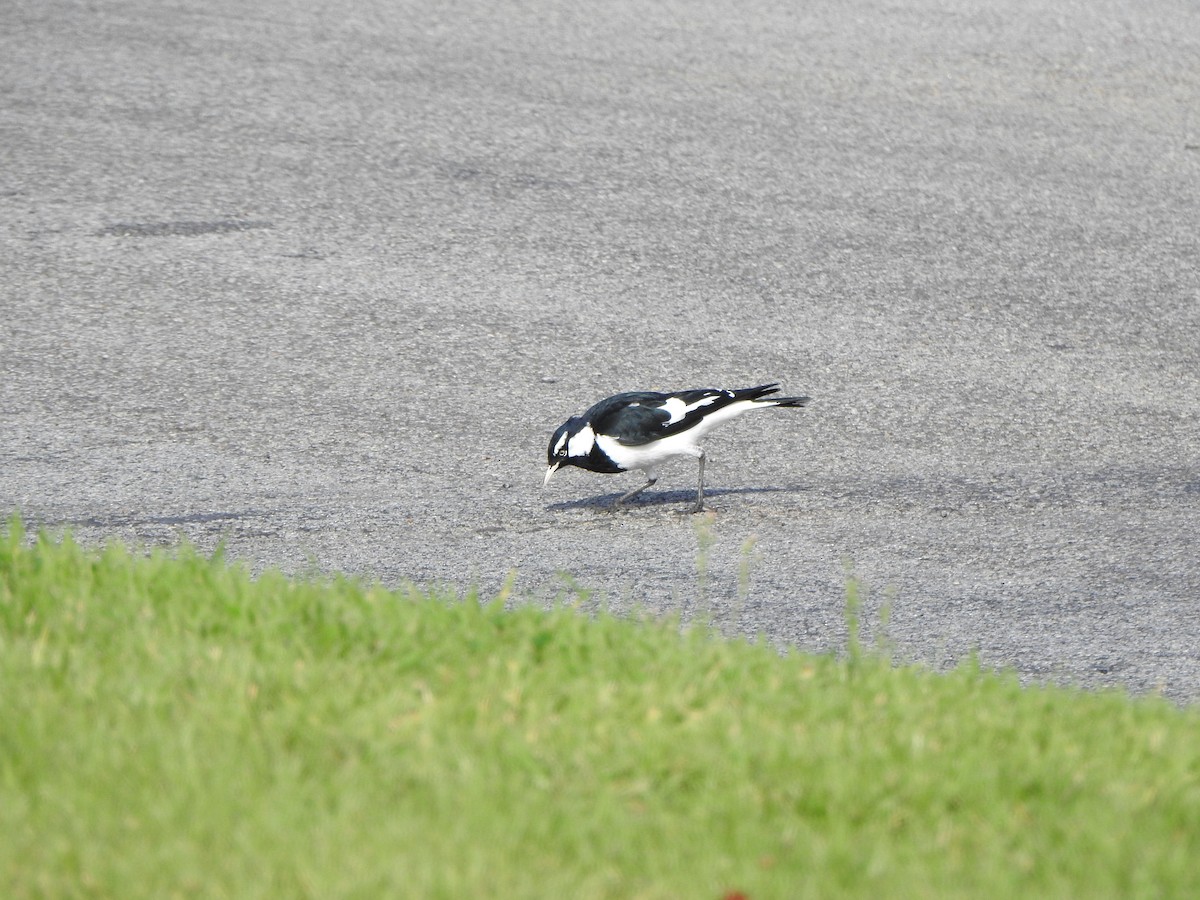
3, 518, 1200, 898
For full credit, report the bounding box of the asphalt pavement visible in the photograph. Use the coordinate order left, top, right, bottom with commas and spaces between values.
2, 0, 1198, 699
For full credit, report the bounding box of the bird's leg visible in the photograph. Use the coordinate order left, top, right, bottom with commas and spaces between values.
615, 474, 657, 509
689, 452, 707, 513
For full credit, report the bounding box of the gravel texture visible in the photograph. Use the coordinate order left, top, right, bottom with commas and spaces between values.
3, 0, 1198, 699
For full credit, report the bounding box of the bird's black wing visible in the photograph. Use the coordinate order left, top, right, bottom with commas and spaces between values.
646, 389, 742, 438
584, 392, 675, 445
587, 388, 763, 446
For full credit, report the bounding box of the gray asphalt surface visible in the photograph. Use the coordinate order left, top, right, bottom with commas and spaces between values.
3, 0, 1198, 700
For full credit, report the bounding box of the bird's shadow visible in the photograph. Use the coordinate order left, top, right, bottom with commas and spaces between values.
545, 484, 805, 512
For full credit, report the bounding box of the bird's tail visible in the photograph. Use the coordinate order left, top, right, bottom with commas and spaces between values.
769, 395, 811, 408
738, 383, 811, 409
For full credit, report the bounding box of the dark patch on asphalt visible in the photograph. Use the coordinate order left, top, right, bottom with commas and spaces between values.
50, 510, 268, 528
95, 220, 273, 238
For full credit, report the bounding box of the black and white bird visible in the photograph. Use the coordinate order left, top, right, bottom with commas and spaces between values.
543, 383, 810, 512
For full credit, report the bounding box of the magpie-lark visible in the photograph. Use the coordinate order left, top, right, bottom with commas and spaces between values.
543, 383, 810, 512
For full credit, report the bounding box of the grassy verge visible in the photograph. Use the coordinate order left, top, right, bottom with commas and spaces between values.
2, 519, 1199, 898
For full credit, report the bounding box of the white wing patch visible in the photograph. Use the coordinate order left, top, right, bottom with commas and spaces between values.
567, 424, 596, 457
658, 394, 721, 425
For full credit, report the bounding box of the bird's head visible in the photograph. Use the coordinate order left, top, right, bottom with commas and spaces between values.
544, 416, 594, 486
